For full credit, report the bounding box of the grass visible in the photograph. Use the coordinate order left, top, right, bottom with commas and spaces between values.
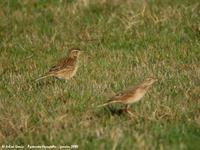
0, 0, 199, 149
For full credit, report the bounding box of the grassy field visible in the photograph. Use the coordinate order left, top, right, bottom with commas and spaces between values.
0, 0, 200, 149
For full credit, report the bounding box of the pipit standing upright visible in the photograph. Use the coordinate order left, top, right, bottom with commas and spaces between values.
36, 48, 81, 81
98, 77, 157, 116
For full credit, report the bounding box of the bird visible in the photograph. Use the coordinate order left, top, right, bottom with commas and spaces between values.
35, 48, 81, 81
97, 77, 158, 116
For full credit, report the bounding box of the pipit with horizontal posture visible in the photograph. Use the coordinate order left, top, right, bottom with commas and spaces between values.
98, 77, 157, 116
36, 48, 81, 81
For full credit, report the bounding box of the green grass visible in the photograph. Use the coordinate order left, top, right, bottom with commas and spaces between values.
0, 0, 200, 149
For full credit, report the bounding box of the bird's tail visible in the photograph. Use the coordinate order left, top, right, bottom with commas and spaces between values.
35, 74, 51, 81
97, 100, 119, 108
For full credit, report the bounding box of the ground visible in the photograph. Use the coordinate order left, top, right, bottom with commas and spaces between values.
0, 0, 200, 149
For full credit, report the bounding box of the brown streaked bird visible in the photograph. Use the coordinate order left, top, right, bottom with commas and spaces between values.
97, 77, 157, 116
35, 48, 81, 81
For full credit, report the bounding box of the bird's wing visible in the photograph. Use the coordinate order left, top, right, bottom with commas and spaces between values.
97, 87, 137, 108
110, 87, 137, 102
48, 57, 76, 73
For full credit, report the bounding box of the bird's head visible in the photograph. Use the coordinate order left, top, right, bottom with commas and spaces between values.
69, 48, 81, 58
143, 77, 158, 86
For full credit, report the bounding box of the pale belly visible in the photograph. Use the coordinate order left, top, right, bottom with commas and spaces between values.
125, 91, 146, 104
56, 66, 78, 80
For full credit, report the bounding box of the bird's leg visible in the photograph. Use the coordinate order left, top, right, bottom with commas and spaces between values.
125, 105, 134, 117
125, 104, 129, 111
120, 105, 129, 113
